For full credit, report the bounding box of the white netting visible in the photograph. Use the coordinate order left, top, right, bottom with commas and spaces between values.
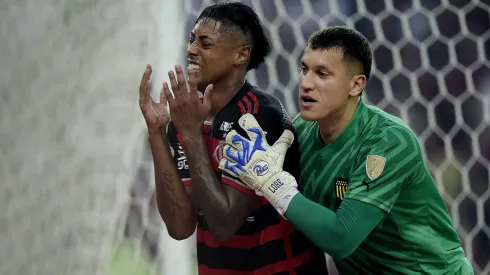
0, 0, 188, 274
1, 0, 489, 274
184, 0, 490, 273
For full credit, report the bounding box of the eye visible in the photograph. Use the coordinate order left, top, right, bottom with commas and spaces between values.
317, 71, 328, 78
300, 66, 308, 74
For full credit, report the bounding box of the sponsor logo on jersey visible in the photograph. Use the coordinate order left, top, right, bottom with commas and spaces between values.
253, 160, 269, 176
366, 155, 386, 180
220, 121, 234, 132
176, 144, 188, 170
334, 178, 349, 200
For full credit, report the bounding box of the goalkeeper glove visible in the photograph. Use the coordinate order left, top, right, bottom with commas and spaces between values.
218, 114, 299, 216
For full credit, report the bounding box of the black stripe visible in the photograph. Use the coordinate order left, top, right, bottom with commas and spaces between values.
197, 238, 287, 271
290, 230, 319, 256
197, 203, 280, 236
294, 253, 329, 275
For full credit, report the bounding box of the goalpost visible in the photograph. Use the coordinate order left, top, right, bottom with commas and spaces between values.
1, 0, 488, 274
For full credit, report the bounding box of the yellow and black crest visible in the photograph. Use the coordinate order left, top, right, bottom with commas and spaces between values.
335, 178, 349, 200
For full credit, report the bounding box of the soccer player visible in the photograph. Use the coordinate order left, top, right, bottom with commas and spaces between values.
138, 2, 328, 274
219, 26, 474, 274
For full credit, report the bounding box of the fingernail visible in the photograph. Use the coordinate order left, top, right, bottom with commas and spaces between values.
176, 65, 181, 70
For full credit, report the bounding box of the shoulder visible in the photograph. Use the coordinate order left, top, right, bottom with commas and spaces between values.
245, 86, 291, 128
361, 105, 422, 158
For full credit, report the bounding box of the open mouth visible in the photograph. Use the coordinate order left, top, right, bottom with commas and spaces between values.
301, 95, 316, 103
188, 64, 200, 72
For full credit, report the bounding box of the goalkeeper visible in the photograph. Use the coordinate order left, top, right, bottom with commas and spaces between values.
219, 27, 474, 274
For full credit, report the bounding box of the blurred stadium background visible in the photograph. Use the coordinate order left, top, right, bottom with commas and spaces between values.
1, 0, 489, 274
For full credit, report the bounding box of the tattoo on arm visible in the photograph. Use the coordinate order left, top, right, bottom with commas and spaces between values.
159, 169, 192, 218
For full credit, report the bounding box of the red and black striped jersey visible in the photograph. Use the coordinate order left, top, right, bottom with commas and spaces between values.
167, 81, 328, 275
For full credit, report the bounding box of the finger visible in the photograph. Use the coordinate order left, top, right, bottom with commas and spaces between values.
175, 65, 188, 95
187, 69, 198, 97
163, 81, 175, 106
202, 83, 213, 106
168, 70, 180, 99
160, 83, 168, 106
223, 144, 243, 164
272, 129, 294, 164
139, 64, 152, 100
218, 158, 246, 177
238, 114, 269, 147
225, 130, 247, 151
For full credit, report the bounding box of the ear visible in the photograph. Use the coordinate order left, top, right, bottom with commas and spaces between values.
234, 45, 251, 66
349, 74, 367, 97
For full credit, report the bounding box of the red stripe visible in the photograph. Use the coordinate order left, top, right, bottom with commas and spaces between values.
203, 124, 212, 134
182, 179, 192, 186
221, 177, 255, 195
197, 220, 296, 249
237, 101, 246, 114
247, 91, 259, 114
197, 249, 315, 275
176, 134, 185, 150
242, 96, 252, 113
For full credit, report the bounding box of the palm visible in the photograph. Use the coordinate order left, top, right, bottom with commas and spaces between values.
141, 96, 168, 128
139, 65, 169, 132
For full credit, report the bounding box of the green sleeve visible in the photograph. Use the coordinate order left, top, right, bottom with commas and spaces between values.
284, 194, 386, 260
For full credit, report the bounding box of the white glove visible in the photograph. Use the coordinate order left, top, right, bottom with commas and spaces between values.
218, 114, 299, 215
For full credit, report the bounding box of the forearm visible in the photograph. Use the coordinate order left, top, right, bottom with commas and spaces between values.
284, 195, 385, 259
182, 136, 235, 232
149, 131, 196, 239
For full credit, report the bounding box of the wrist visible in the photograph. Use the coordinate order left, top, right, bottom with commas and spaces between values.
261, 171, 299, 216
181, 132, 203, 146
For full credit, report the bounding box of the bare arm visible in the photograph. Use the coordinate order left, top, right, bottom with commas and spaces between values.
182, 134, 259, 242
149, 131, 197, 240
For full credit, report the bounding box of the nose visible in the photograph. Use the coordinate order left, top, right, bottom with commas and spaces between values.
300, 71, 314, 92
186, 41, 198, 58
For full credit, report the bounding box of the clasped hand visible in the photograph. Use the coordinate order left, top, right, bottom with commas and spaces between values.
218, 114, 299, 215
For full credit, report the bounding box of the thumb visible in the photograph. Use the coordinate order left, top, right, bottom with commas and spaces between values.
272, 129, 294, 164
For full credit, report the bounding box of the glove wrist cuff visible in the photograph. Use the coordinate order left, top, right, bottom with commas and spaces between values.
262, 171, 299, 216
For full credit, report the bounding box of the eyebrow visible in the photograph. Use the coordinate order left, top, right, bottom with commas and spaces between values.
301, 60, 329, 71
190, 32, 213, 40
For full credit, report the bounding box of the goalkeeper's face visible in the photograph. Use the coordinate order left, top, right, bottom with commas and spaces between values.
298, 48, 365, 121
187, 19, 248, 91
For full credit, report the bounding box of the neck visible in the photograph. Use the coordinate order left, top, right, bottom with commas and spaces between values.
318, 98, 360, 144
202, 69, 246, 120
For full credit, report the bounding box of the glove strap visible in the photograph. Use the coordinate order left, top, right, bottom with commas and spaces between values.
262, 171, 299, 217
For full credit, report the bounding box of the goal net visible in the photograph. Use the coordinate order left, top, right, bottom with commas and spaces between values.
1, 0, 488, 274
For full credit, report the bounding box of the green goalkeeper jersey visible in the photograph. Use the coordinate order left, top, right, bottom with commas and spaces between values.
293, 100, 472, 274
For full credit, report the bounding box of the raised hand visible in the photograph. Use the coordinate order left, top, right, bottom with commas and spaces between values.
139, 64, 170, 134
162, 65, 213, 139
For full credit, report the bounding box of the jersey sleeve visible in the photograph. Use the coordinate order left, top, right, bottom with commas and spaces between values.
166, 123, 192, 186
221, 102, 301, 195
344, 126, 422, 213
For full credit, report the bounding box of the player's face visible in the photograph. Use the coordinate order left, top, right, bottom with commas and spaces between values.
187, 19, 239, 91
298, 48, 360, 121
